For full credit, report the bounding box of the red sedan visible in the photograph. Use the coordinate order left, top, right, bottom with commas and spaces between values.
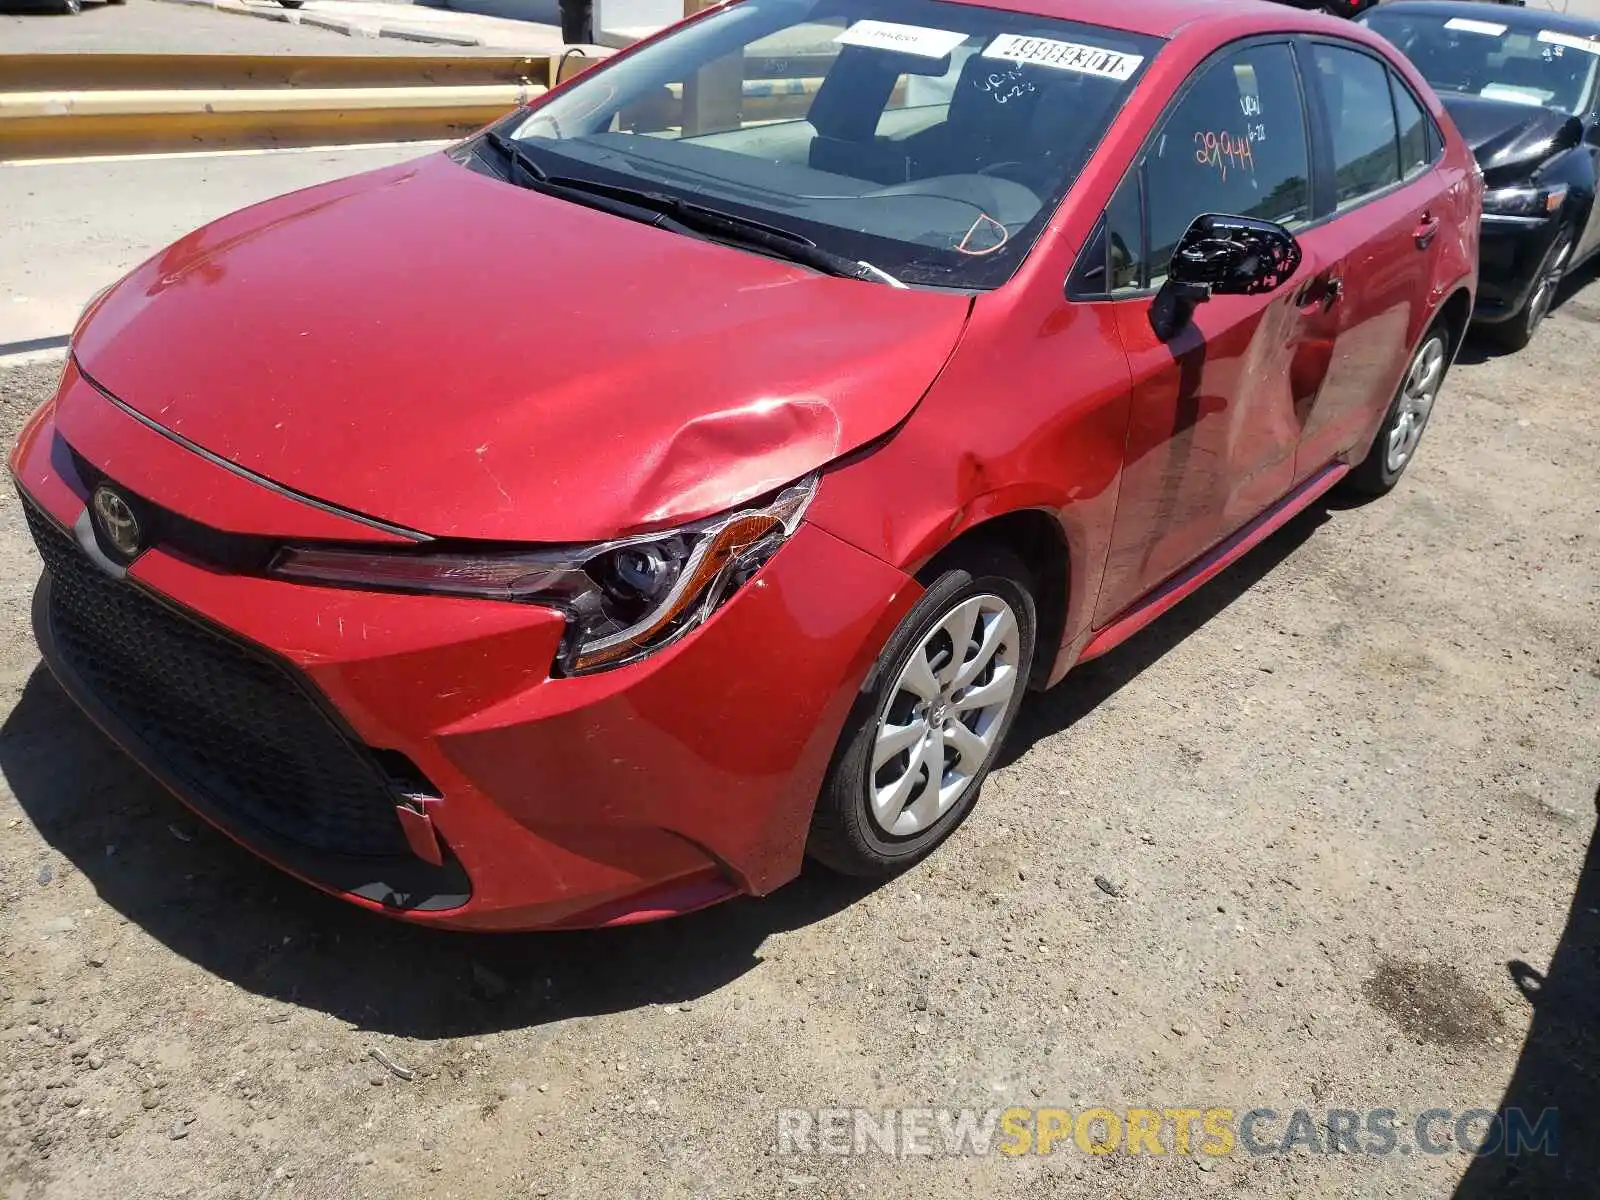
9, 0, 1479, 930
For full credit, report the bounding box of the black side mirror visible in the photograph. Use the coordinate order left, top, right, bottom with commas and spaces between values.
1149, 213, 1303, 341
1553, 114, 1584, 153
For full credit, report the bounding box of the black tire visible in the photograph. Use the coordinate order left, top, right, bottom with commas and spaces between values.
807, 547, 1037, 877
277, 1, 305, 8
1492, 228, 1574, 352
61, 0, 82, 13
1343, 324, 1452, 498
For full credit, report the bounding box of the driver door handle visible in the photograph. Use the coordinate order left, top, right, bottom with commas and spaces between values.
1296, 274, 1342, 313
1415, 213, 1440, 250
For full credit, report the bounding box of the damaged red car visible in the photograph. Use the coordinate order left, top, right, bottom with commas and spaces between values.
10, 0, 1479, 930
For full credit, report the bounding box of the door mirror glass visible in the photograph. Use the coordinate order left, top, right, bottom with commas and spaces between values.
1149, 213, 1302, 341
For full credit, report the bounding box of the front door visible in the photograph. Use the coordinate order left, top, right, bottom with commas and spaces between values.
1093, 39, 1339, 625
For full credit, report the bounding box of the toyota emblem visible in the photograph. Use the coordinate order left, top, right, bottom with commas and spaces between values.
91, 486, 142, 559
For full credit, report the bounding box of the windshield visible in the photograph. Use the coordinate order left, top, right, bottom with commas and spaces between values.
1361, 9, 1600, 115
496, 0, 1160, 288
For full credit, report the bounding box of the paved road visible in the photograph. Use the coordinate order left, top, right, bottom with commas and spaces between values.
0, 143, 440, 352
224, 0, 565, 47
0, 0, 462, 54
0, 0, 565, 52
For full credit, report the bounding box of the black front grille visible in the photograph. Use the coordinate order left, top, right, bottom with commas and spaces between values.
23, 497, 410, 859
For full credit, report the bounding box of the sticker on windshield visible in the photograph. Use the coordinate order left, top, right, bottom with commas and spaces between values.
1479, 84, 1549, 107
835, 20, 967, 59
982, 35, 1143, 80
1538, 29, 1600, 55
1443, 17, 1507, 36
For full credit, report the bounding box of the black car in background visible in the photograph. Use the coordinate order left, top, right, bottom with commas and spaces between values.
1271, 0, 1380, 16
1361, 1, 1600, 348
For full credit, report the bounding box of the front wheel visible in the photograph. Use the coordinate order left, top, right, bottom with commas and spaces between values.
61, 0, 82, 13
1343, 325, 1451, 499
1493, 229, 1573, 352
807, 548, 1036, 877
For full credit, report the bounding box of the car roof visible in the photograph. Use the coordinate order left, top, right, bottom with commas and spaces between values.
1369, 0, 1600, 38
932, 0, 1335, 40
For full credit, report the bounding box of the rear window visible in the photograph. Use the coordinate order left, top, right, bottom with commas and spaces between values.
1312, 44, 1403, 208
1390, 72, 1432, 179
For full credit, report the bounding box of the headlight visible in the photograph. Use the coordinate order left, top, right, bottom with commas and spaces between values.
271, 475, 817, 675
1482, 183, 1567, 217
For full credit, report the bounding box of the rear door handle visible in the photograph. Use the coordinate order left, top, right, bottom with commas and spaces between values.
1415, 214, 1440, 249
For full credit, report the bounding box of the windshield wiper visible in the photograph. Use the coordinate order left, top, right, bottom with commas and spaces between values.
476, 134, 905, 286
483, 129, 549, 187
545, 173, 907, 287
480, 132, 708, 230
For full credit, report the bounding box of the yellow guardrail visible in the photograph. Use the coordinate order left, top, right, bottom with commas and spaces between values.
0, 52, 593, 160
0, 52, 580, 91
0, 50, 841, 161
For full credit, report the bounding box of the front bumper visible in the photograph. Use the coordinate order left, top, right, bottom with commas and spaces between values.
9, 367, 917, 930
1472, 213, 1565, 324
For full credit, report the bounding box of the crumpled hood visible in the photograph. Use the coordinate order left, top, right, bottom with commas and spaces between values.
1439, 92, 1583, 183
74, 151, 971, 542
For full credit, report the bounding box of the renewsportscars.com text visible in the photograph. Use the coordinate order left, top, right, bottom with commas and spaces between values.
775, 1106, 1559, 1159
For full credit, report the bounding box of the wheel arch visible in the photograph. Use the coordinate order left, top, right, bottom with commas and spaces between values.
1345, 286, 1468, 492
915, 508, 1072, 691
1435, 285, 1473, 357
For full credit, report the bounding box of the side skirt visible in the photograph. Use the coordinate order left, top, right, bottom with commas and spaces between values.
1074, 462, 1350, 665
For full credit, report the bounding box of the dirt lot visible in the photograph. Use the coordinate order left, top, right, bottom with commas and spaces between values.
1, 276, 1598, 1199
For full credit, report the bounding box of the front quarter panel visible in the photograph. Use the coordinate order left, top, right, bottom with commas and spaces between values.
806, 285, 1133, 681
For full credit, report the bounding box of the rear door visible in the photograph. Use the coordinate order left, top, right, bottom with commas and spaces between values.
1091, 39, 1342, 625
1291, 40, 1448, 483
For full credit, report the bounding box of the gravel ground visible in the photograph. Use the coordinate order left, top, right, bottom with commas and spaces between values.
1, 275, 1598, 1199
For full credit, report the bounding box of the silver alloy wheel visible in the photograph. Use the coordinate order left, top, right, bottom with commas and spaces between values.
1525, 236, 1572, 334
1385, 335, 1446, 474
868, 593, 1021, 838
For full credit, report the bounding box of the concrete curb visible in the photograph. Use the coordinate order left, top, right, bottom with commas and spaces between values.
380, 24, 481, 47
